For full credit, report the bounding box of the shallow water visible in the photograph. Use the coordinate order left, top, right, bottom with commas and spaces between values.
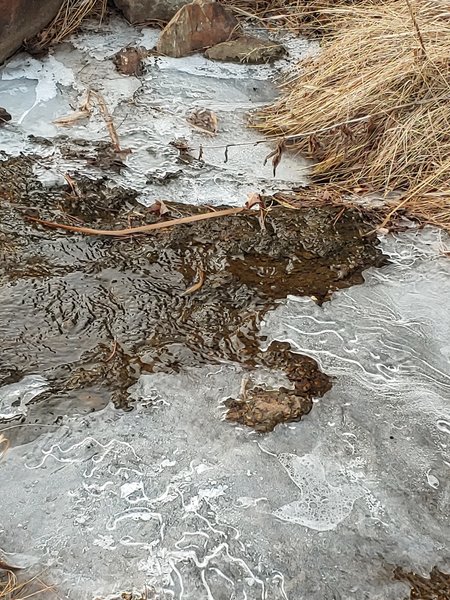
1, 229, 449, 600
1, 11, 449, 600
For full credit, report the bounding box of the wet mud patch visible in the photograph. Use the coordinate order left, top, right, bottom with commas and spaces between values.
394, 567, 450, 599
225, 341, 332, 432
0, 156, 386, 435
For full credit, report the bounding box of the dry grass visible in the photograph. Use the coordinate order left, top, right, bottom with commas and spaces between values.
254, 0, 450, 230
0, 569, 52, 600
220, 0, 370, 34
25, 0, 107, 53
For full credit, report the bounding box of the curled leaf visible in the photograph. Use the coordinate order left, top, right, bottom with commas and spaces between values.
181, 268, 205, 297
264, 139, 285, 176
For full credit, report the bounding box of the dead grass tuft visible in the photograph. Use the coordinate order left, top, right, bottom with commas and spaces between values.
0, 569, 53, 600
25, 0, 107, 53
220, 0, 371, 34
253, 0, 450, 230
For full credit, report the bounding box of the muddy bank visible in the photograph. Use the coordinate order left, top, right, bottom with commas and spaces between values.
0, 156, 385, 436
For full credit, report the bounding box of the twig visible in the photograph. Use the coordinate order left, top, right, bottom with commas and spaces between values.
200, 95, 450, 152
91, 91, 129, 153
27, 207, 246, 237
105, 340, 118, 362
404, 0, 427, 58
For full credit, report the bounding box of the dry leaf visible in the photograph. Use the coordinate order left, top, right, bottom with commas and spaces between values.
53, 109, 91, 127
187, 108, 219, 136
264, 139, 285, 176
181, 268, 205, 296
148, 200, 170, 216
246, 192, 263, 209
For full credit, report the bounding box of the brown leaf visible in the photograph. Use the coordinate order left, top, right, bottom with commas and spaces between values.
246, 192, 263, 209
320, 190, 333, 201
148, 200, 170, 216
264, 139, 285, 177
181, 268, 205, 296
187, 108, 219, 135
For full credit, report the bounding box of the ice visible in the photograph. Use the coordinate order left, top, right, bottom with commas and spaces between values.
1, 13, 449, 600
0, 17, 314, 204
0, 375, 49, 422
1, 225, 450, 599
273, 453, 364, 531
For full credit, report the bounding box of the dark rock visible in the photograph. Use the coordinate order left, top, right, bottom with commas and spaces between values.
113, 47, 147, 76
0, 107, 12, 125
157, 0, 239, 58
205, 35, 287, 63
0, 0, 64, 64
113, 0, 191, 23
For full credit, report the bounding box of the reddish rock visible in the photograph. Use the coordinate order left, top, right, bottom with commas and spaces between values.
0, 0, 64, 64
157, 0, 239, 58
113, 0, 191, 23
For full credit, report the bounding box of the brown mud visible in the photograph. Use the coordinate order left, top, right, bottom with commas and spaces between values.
394, 567, 450, 600
0, 155, 386, 438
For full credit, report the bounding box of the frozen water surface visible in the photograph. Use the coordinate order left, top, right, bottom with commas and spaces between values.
1, 12, 449, 600
0, 16, 315, 206
1, 229, 449, 599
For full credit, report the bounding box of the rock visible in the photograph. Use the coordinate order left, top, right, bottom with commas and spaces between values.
113, 0, 191, 23
0, 108, 12, 125
157, 0, 239, 58
205, 35, 286, 63
225, 386, 313, 433
113, 47, 147, 76
0, 0, 64, 64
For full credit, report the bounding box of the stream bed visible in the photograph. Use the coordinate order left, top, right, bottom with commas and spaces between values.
0, 11, 449, 600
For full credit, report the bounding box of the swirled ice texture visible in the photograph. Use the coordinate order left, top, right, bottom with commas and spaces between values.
1, 228, 450, 599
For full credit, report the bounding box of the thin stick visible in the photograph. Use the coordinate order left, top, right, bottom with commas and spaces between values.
91, 91, 126, 153
201, 95, 450, 151
27, 207, 245, 237
404, 0, 427, 58
181, 268, 205, 296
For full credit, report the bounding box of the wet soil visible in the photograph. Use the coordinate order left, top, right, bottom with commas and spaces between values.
225, 340, 332, 432
395, 567, 450, 600
0, 155, 386, 436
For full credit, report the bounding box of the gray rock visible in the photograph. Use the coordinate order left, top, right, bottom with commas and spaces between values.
113, 0, 191, 23
0, 0, 64, 64
205, 35, 287, 63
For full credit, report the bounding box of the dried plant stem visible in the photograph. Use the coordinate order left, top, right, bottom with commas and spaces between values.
27, 207, 246, 237
91, 91, 125, 153
404, 0, 428, 58
252, 0, 450, 230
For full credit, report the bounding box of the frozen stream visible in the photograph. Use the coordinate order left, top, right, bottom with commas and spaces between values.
0, 16, 314, 205
1, 227, 449, 600
0, 12, 449, 600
